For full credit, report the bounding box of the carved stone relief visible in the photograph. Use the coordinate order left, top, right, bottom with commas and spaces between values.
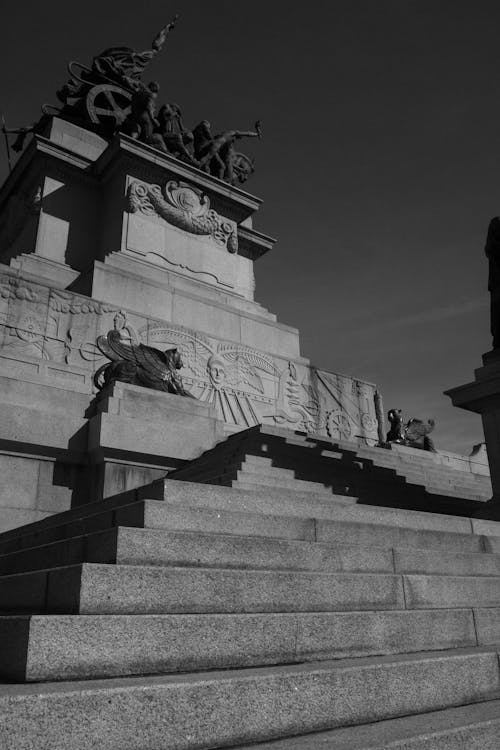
314, 370, 379, 444
143, 322, 277, 426
128, 180, 238, 253
0, 278, 382, 441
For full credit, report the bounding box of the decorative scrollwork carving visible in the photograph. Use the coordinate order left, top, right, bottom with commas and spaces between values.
49, 290, 118, 315
0, 279, 40, 302
127, 180, 238, 253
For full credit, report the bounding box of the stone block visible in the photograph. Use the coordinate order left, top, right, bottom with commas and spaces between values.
0, 608, 477, 683
240, 315, 301, 359
0, 564, 405, 615
295, 609, 476, 662
89, 261, 175, 320
0, 456, 39, 509
234, 701, 500, 749
172, 292, 243, 342
0, 403, 86, 451
48, 117, 108, 161
472, 518, 500, 538
473, 607, 500, 645
0, 508, 53, 534
0, 527, 394, 576
124, 211, 255, 299
147, 478, 476, 534
394, 548, 500, 577
0, 500, 317, 557
0, 650, 497, 749
317, 519, 480, 553
403, 574, 500, 609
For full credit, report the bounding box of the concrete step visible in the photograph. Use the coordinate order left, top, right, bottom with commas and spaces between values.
0, 608, 478, 682
0, 564, 405, 615
234, 699, 500, 749
0, 649, 499, 749
0, 527, 395, 576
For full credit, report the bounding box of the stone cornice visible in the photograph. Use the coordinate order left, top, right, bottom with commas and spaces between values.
237, 226, 276, 261
0, 135, 95, 211
93, 134, 263, 223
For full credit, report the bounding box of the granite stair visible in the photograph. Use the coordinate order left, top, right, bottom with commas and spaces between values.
167, 424, 492, 514
2, 474, 500, 747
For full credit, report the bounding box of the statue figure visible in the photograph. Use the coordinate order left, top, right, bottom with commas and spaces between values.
386, 408, 404, 442
148, 104, 199, 166
485, 217, 500, 349
90, 16, 178, 93
51, 19, 178, 137
386, 408, 436, 452
93, 329, 194, 396
404, 418, 436, 452
192, 120, 262, 184
121, 81, 160, 142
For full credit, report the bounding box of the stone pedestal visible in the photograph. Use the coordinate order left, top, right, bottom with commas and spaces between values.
0, 116, 388, 529
445, 351, 500, 515
87, 382, 224, 500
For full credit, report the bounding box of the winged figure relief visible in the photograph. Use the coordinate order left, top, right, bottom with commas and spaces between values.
93, 329, 193, 396
144, 325, 280, 426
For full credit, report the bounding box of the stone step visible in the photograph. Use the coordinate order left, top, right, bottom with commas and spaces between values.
404, 574, 500, 609
394, 547, 500, 577
234, 699, 500, 749
233, 469, 342, 493
0, 501, 319, 557
0, 564, 405, 615
0, 492, 494, 561
0, 527, 395, 576
0, 608, 478, 682
0, 649, 499, 749
175, 465, 350, 495
0, 492, 141, 545
387, 474, 486, 494
3, 524, 500, 580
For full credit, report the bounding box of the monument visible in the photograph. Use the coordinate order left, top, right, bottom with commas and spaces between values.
0, 22, 384, 530
2, 20, 500, 750
445, 216, 500, 516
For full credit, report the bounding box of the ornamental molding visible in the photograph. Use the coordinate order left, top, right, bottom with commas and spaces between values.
127, 180, 238, 253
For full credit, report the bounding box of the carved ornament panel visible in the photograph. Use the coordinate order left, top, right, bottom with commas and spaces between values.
128, 180, 238, 253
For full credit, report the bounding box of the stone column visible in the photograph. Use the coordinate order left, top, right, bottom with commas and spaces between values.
445, 350, 500, 516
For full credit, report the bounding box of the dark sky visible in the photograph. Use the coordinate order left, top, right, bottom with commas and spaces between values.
1, 0, 498, 453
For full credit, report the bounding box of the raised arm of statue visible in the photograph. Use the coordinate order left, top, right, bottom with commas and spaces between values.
152, 15, 179, 52
233, 121, 262, 140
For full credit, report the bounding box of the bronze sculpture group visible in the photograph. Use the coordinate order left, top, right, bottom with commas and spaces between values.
15, 18, 262, 187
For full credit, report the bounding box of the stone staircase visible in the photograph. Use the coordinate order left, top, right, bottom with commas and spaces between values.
168, 424, 492, 515
2, 474, 500, 747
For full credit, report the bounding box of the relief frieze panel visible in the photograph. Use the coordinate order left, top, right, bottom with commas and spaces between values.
0, 278, 381, 442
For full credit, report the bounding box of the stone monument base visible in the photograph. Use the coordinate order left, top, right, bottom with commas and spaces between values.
445, 350, 500, 517
87, 381, 223, 501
